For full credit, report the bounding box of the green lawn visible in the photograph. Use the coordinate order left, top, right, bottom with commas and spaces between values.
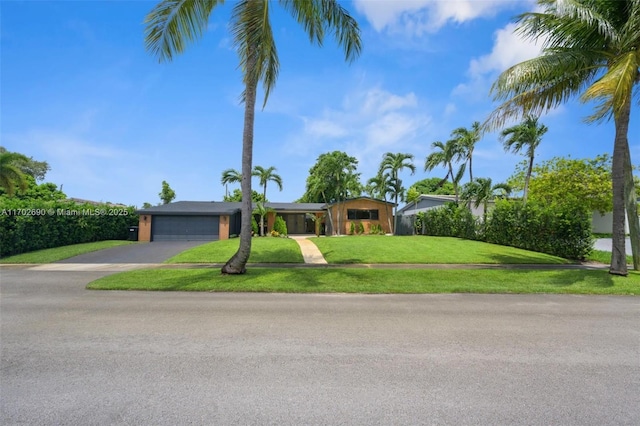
309, 235, 571, 264
87, 267, 640, 295
0, 240, 136, 264
166, 237, 304, 263
587, 249, 633, 265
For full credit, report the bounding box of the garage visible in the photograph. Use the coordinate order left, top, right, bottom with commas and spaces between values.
152, 215, 219, 241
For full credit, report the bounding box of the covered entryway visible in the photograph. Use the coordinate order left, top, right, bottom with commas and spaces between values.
152, 215, 219, 241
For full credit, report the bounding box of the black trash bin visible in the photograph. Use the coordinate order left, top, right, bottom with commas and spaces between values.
128, 226, 139, 241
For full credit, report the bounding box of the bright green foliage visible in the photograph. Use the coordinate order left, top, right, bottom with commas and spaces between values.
349, 221, 355, 235
0, 198, 138, 257
508, 154, 613, 214
159, 180, 176, 204
484, 200, 593, 260
356, 221, 365, 235
405, 187, 421, 204
409, 177, 456, 195
273, 215, 288, 236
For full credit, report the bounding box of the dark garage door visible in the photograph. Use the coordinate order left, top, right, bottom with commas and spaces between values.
152, 215, 219, 241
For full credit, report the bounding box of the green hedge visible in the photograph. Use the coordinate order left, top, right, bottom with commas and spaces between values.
417, 203, 479, 240
416, 200, 593, 260
0, 198, 138, 257
484, 200, 593, 260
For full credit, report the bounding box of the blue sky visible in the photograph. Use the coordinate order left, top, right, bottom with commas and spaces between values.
2, 0, 638, 207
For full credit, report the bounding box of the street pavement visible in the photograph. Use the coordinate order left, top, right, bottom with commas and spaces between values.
1, 268, 639, 425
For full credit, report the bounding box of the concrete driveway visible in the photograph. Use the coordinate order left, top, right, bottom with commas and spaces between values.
57, 241, 208, 264
1, 268, 639, 425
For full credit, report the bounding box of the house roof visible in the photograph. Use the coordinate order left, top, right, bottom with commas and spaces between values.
325, 196, 396, 207
137, 201, 326, 215
137, 197, 392, 216
397, 194, 456, 214
137, 201, 242, 215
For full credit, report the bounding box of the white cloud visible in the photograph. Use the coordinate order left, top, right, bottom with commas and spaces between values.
285, 86, 432, 179
468, 23, 543, 78
354, 0, 529, 36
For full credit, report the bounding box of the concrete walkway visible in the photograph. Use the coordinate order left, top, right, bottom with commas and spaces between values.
290, 235, 328, 264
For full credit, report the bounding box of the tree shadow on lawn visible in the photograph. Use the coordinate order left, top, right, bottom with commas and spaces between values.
504, 268, 616, 289
486, 251, 571, 265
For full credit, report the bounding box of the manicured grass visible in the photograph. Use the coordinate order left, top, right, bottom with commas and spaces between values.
87, 267, 640, 295
587, 250, 633, 265
166, 237, 304, 263
309, 235, 571, 264
0, 240, 136, 264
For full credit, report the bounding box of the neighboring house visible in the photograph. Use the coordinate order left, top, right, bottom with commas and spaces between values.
136, 197, 394, 242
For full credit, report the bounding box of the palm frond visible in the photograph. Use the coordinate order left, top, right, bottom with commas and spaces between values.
144, 0, 221, 62
581, 50, 639, 122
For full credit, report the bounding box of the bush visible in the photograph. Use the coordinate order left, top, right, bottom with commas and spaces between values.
419, 203, 479, 240
484, 200, 593, 260
356, 222, 365, 235
369, 223, 383, 235
251, 216, 259, 236
273, 215, 288, 236
349, 221, 355, 235
0, 198, 138, 257
415, 200, 591, 260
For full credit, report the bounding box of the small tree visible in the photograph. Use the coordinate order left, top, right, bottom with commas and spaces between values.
159, 180, 176, 204
273, 216, 288, 236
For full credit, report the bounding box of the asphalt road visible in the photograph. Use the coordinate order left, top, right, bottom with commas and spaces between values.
1, 269, 639, 425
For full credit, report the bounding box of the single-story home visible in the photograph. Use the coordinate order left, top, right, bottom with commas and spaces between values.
136, 197, 394, 242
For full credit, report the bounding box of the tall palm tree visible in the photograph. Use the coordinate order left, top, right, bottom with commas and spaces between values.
366, 172, 394, 234
220, 168, 242, 198
145, 0, 361, 274
251, 165, 282, 236
486, 0, 639, 275
425, 140, 466, 203
0, 151, 29, 197
379, 152, 415, 234
451, 121, 482, 182
460, 177, 511, 223
500, 116, 548, 204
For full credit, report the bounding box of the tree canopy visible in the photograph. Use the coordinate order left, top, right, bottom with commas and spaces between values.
508, 154, 614, 214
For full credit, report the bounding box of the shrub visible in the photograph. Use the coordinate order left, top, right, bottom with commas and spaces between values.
349, 221, 355, 235
0, 198, 138, 257
419, 203, 479, 240
356, 221, 365, 235
251, 216, 259, 236
273, 215, 288, 236
484, 200, 593, 260
369, 223, 382, 235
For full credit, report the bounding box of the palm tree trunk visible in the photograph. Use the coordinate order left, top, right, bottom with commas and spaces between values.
260, 184, 267, 236
469, 156, 473, 182
609, 100, 630, 276
322, 191, 335, 236
523, 155, 534, 204
623, 137, 640, 270
393, 194, 398, 235
222, 54, 257, 275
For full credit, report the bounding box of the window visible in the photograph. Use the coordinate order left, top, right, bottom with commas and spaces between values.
347, 209, 379, 220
